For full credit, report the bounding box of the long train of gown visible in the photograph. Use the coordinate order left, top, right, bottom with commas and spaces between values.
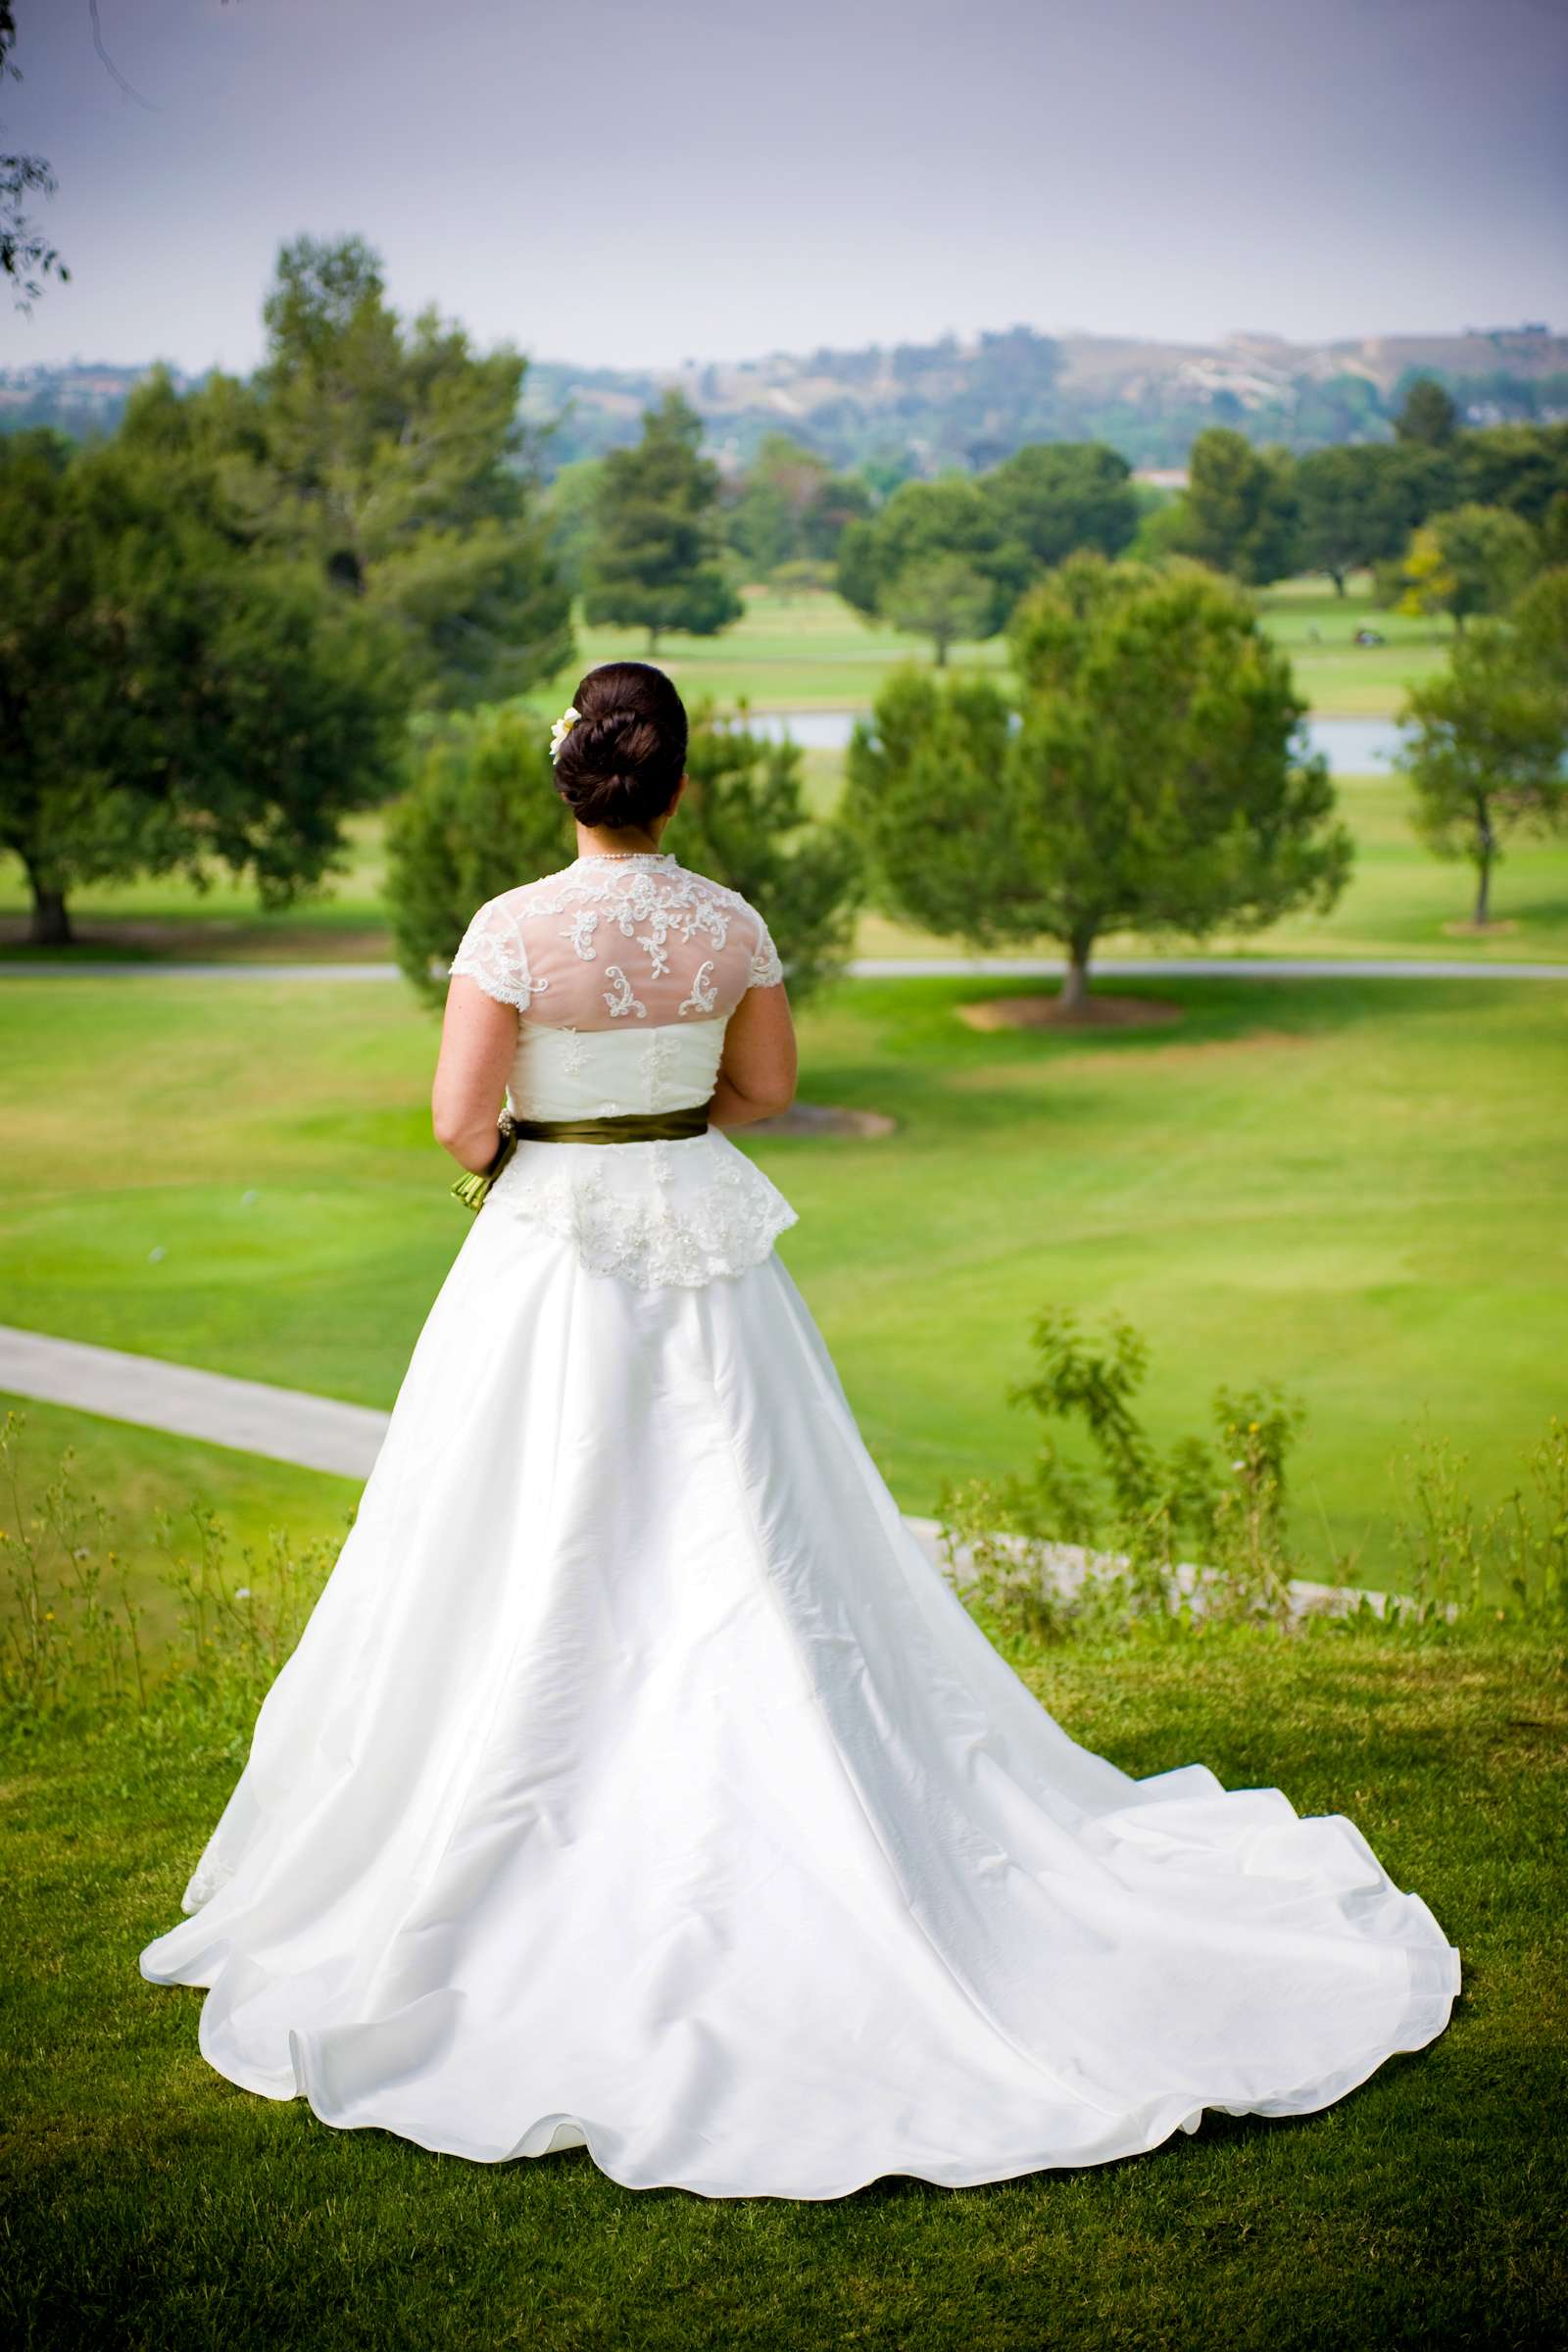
139, 1188, 1460, 2198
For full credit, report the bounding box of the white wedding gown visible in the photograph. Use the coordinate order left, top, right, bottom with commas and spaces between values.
140, 851, 1460, 2199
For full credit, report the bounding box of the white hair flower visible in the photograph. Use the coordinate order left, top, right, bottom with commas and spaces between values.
549, 705, 581, 762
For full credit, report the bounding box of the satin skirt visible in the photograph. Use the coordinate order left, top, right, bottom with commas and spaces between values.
139, 1206, 1460, 2199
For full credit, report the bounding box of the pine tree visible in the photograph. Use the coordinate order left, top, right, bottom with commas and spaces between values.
583, 392, 742, 653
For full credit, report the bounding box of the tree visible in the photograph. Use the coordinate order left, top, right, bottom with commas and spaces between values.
1384, 438, 1460, 538
1514, 564, 1568, 687
542, 457, 608, 596
721, 437, 871, 576
725, 474, 796, 579
1, 3, 68, 310
844, 554, 1351, 1014
262, 235, 571, 705
1395, 569, 1568, 926
1394, 503, 1540, 632
835, 472, 1021, 658
387, 698, 863, 1006
0, 429, 409, 945
1177, 429, 1300, 585
386, 706, 574, 1004
980, 441, 1139, 573
1452, 421, 1568, 526
833, 515, 885, 617
583, 390, 743, 652
119, 236, 573, 710
880, 554, 996, 665
801, 469, 872, 563
1541, 490, 1568, 572
1128, 490, 1193, 565
1295, 443, 1425, 595
1396, 376, 1459, 449
837, 476, 1003, 612
724, 434, 842, 581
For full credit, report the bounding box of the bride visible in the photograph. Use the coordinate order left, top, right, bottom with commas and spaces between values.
140, 660, 1460, 2199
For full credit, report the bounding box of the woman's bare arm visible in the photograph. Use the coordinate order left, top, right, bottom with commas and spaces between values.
710, 982, 797, 1129
431, 979, 518, 1172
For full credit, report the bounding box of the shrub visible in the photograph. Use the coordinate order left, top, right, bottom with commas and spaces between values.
937, 1308, 1568, 1644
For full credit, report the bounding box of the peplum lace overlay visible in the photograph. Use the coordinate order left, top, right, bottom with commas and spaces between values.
446, 854, 795, 1288
486, 1131, 798, 1291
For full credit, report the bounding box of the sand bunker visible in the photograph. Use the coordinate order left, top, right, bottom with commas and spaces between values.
957, 993, 1184, 1033
749, 1102, 897, 1139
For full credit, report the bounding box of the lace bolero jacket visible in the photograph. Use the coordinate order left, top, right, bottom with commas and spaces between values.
447, 852, 796, 1290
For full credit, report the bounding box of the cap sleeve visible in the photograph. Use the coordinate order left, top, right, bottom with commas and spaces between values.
447, 897, 537, 1011
747, 908, 784, 991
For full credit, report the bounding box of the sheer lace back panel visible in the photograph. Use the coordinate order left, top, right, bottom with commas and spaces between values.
446, 851, 789, 1133
451, 853, 782, 1031
448, 851, 787, 1125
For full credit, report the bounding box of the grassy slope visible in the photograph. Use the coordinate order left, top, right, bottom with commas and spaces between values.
1, 972, 1562, 1606
2, 1629, 1562, 2351
0, 1394, 361, 1650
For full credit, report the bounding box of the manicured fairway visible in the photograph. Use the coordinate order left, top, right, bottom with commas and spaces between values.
558, 580, 1009, 711
1, 968, 1561, 1613
552, 572, 1453, 720
2, 1626, 1561, 2351
1251, 576, 1456, 717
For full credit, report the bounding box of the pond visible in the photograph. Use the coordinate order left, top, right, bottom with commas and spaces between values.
736, 710, 1405, 774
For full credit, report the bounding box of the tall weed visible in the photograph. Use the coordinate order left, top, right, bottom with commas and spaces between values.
938, 1308, 1567, 1643
0, 1408, 348, 1728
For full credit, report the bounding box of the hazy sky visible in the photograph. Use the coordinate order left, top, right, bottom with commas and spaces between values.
4, 0, 1565, 375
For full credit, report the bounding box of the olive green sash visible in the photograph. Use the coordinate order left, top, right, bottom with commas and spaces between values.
450, 1100, 712, 1213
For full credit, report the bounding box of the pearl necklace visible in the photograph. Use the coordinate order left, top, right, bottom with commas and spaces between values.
575, 849, 674, 861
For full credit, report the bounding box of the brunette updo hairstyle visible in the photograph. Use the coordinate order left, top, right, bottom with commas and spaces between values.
552, 662, 689, 833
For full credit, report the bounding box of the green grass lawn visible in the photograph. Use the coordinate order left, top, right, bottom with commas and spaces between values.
2, 1625, 1562, 2350
1, 970, 1562, 1622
